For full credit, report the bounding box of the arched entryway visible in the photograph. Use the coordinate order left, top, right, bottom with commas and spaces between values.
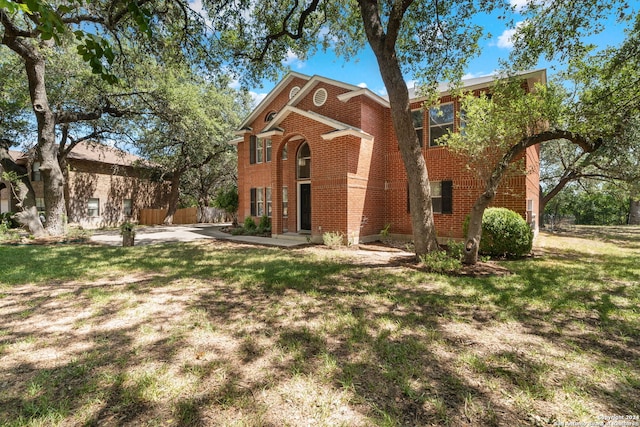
297, 142, 311, 232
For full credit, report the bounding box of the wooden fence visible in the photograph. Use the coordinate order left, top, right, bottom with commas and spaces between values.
139, 207, 198, 225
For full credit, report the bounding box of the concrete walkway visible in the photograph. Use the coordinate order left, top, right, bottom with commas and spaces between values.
90, 224, 307, 247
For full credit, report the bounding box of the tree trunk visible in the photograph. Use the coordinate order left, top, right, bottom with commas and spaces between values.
629, 187, 640, 225
3, 30, 67, 235
357, 0, 439, 256
0, 146, 46, 237
163, 172, 181, 225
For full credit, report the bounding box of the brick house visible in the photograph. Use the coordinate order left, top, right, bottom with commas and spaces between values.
230, 70, 543, 244
0, 142, 169, 227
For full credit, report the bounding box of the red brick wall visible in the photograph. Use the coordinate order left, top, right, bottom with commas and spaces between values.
237, 77, 540, 243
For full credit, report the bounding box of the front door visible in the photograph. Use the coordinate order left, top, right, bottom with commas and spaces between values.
299, 183, 311, 231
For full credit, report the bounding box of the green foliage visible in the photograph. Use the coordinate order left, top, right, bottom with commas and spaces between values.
322, 231, 345, 248
0, 212, 18, 229
120, 221, 136, 237
465, 208, 533, 258
445, 240, 465, 261
380, 223, 391, 243
420, 250, 462, 274
257, 215, 271, 234
214, 186, 239, 216
243, 216, 257, 231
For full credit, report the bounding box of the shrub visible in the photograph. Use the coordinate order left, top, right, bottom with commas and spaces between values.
445, 239, 465, 261
0, 212, 18, 229
420, 250, 462, 274
257, 215, 271, 234
465, 208, 532, 257
243, 216, 257, 231
323, 231, 345, 248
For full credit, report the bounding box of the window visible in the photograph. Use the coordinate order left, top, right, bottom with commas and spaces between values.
256, 187, 264, 216
430, 181, 453, 214
249, 135, 257, 164
265, 111, 277, 122
250, 188, 257, 216
256, 139, 263, 163
429, 103, 455, 146
407, 180, 452, 214
266, 188, 272, 217
123, 199, 133, 216
289, 86, 301, 99
32, 162, 41, 182
411, 109, 424, 147
282, 143, 288, 160
87, 198, 100, 217
282, 186, 288, 217
36, 198, 45, 212
265, 139, 272, 162
297, 142, 311, 179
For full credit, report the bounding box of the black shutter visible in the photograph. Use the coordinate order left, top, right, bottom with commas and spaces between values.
441, 180, 453, 214
407, 182, 411, 213
249, 135, 257, 164
250, 188, 257, 216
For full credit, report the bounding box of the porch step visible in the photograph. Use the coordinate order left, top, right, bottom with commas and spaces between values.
274, 233, 310, 243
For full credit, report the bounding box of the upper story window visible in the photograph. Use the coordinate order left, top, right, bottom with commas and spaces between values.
265, 139, 272, 162
429, 103, 455, 147
32, 162, 42, 181
265, 111, 277, 122
411, 109, 424, 147
297, 142, 311, 179
256, 138, 264, 163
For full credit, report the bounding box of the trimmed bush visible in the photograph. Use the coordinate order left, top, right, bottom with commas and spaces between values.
465, 208, 533, 257
257, 215, 271, 233
243, 216, 257, 231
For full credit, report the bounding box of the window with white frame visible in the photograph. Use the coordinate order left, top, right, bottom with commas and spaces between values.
297, 142, 311, 179
87, 198, 100, 217
282, 186, 288, 217
282, 142, 288, 160
411, 109, 424, 147
36, 198, 45, 212
256, 187, 264, 216
266, 187, 272, 217
429, 103, 455, 146
256, 139, 264, 163
265, 139, 272, 162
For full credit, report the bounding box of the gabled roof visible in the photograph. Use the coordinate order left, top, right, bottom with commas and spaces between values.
12, 142, 150, 168
406, 69, 547, 100
239, 71, 311, 130
261, 106, 373, 142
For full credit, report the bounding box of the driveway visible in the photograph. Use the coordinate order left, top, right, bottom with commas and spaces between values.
90, 224, 305, 247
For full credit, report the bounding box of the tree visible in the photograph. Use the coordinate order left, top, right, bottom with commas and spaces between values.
443, 79, 602, 264
207, 0, 634, 256
133, 65, 247, 224
533, 13, 640, 225
1, 0, 207, 235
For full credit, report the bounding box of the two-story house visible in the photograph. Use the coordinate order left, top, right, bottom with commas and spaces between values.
230, 70, 543, 244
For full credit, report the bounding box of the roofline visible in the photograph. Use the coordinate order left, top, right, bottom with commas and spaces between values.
239, 71, 311, 129
408, 68, 548, 102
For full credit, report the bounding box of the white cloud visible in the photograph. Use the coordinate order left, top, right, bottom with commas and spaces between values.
510, 0, 528, 12
188, 0, 212, 28
495, 21, 525, 49
283, 49, 306, 69
250, 91, 268, 108
357, 82, 368, 88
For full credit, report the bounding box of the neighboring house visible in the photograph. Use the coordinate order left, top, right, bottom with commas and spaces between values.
231, 70, 543, 244
1, 142, 169, 228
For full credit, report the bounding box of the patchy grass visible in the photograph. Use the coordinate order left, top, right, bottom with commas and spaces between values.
0, 226, 638, 426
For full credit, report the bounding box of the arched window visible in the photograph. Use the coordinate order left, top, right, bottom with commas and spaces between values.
265, 111, 277, 122
297, 142, 311, 179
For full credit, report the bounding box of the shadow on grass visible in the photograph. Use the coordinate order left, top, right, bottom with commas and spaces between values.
0, 235, 638, 425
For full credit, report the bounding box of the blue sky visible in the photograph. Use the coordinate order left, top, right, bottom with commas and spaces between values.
241, 1, 635, 106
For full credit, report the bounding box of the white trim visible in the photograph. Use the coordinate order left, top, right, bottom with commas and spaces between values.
321, 129, 374, 142
337, 88, 390, 108
257, 129, 284, 138
313, 88, 328, 106
227, 137, 243, 146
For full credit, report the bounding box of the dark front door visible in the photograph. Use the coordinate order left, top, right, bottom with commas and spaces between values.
300, 183, 311, 231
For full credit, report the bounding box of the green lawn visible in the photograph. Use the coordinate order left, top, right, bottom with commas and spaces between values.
0, 226, 638, 426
